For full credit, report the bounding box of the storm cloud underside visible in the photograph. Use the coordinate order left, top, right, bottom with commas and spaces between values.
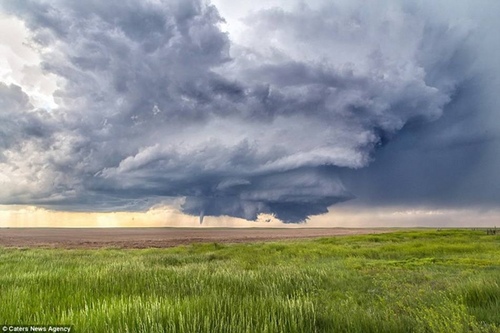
0, 0, 499, 222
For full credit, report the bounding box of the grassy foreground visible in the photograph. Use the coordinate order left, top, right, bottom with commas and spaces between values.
0, 229, 499, 333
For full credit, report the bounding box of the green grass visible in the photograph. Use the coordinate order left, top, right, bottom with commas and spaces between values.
0, 229, 499, 332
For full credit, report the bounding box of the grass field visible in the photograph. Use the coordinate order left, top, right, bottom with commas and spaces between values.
0, 229, 499, 332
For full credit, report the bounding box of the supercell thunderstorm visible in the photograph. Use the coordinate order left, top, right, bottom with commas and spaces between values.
0, 0, 499, 222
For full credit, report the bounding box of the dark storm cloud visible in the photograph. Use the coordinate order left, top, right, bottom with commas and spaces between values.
0, 83, 56, 146
333, 1, 500, 209
181, 167, 352, 223
340, 77, 500, 208
0, 0, 498, 222
0, 83, 32, 148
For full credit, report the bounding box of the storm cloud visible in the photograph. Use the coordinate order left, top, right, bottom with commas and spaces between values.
0, 0, 498, 222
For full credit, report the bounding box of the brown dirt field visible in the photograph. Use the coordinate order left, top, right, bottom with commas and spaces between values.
0, 228, 394, 249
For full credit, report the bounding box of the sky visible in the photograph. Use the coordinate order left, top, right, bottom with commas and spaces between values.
0, 0, 499, 227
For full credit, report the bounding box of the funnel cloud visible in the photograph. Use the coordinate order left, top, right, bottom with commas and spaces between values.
0, 0, 499, 223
